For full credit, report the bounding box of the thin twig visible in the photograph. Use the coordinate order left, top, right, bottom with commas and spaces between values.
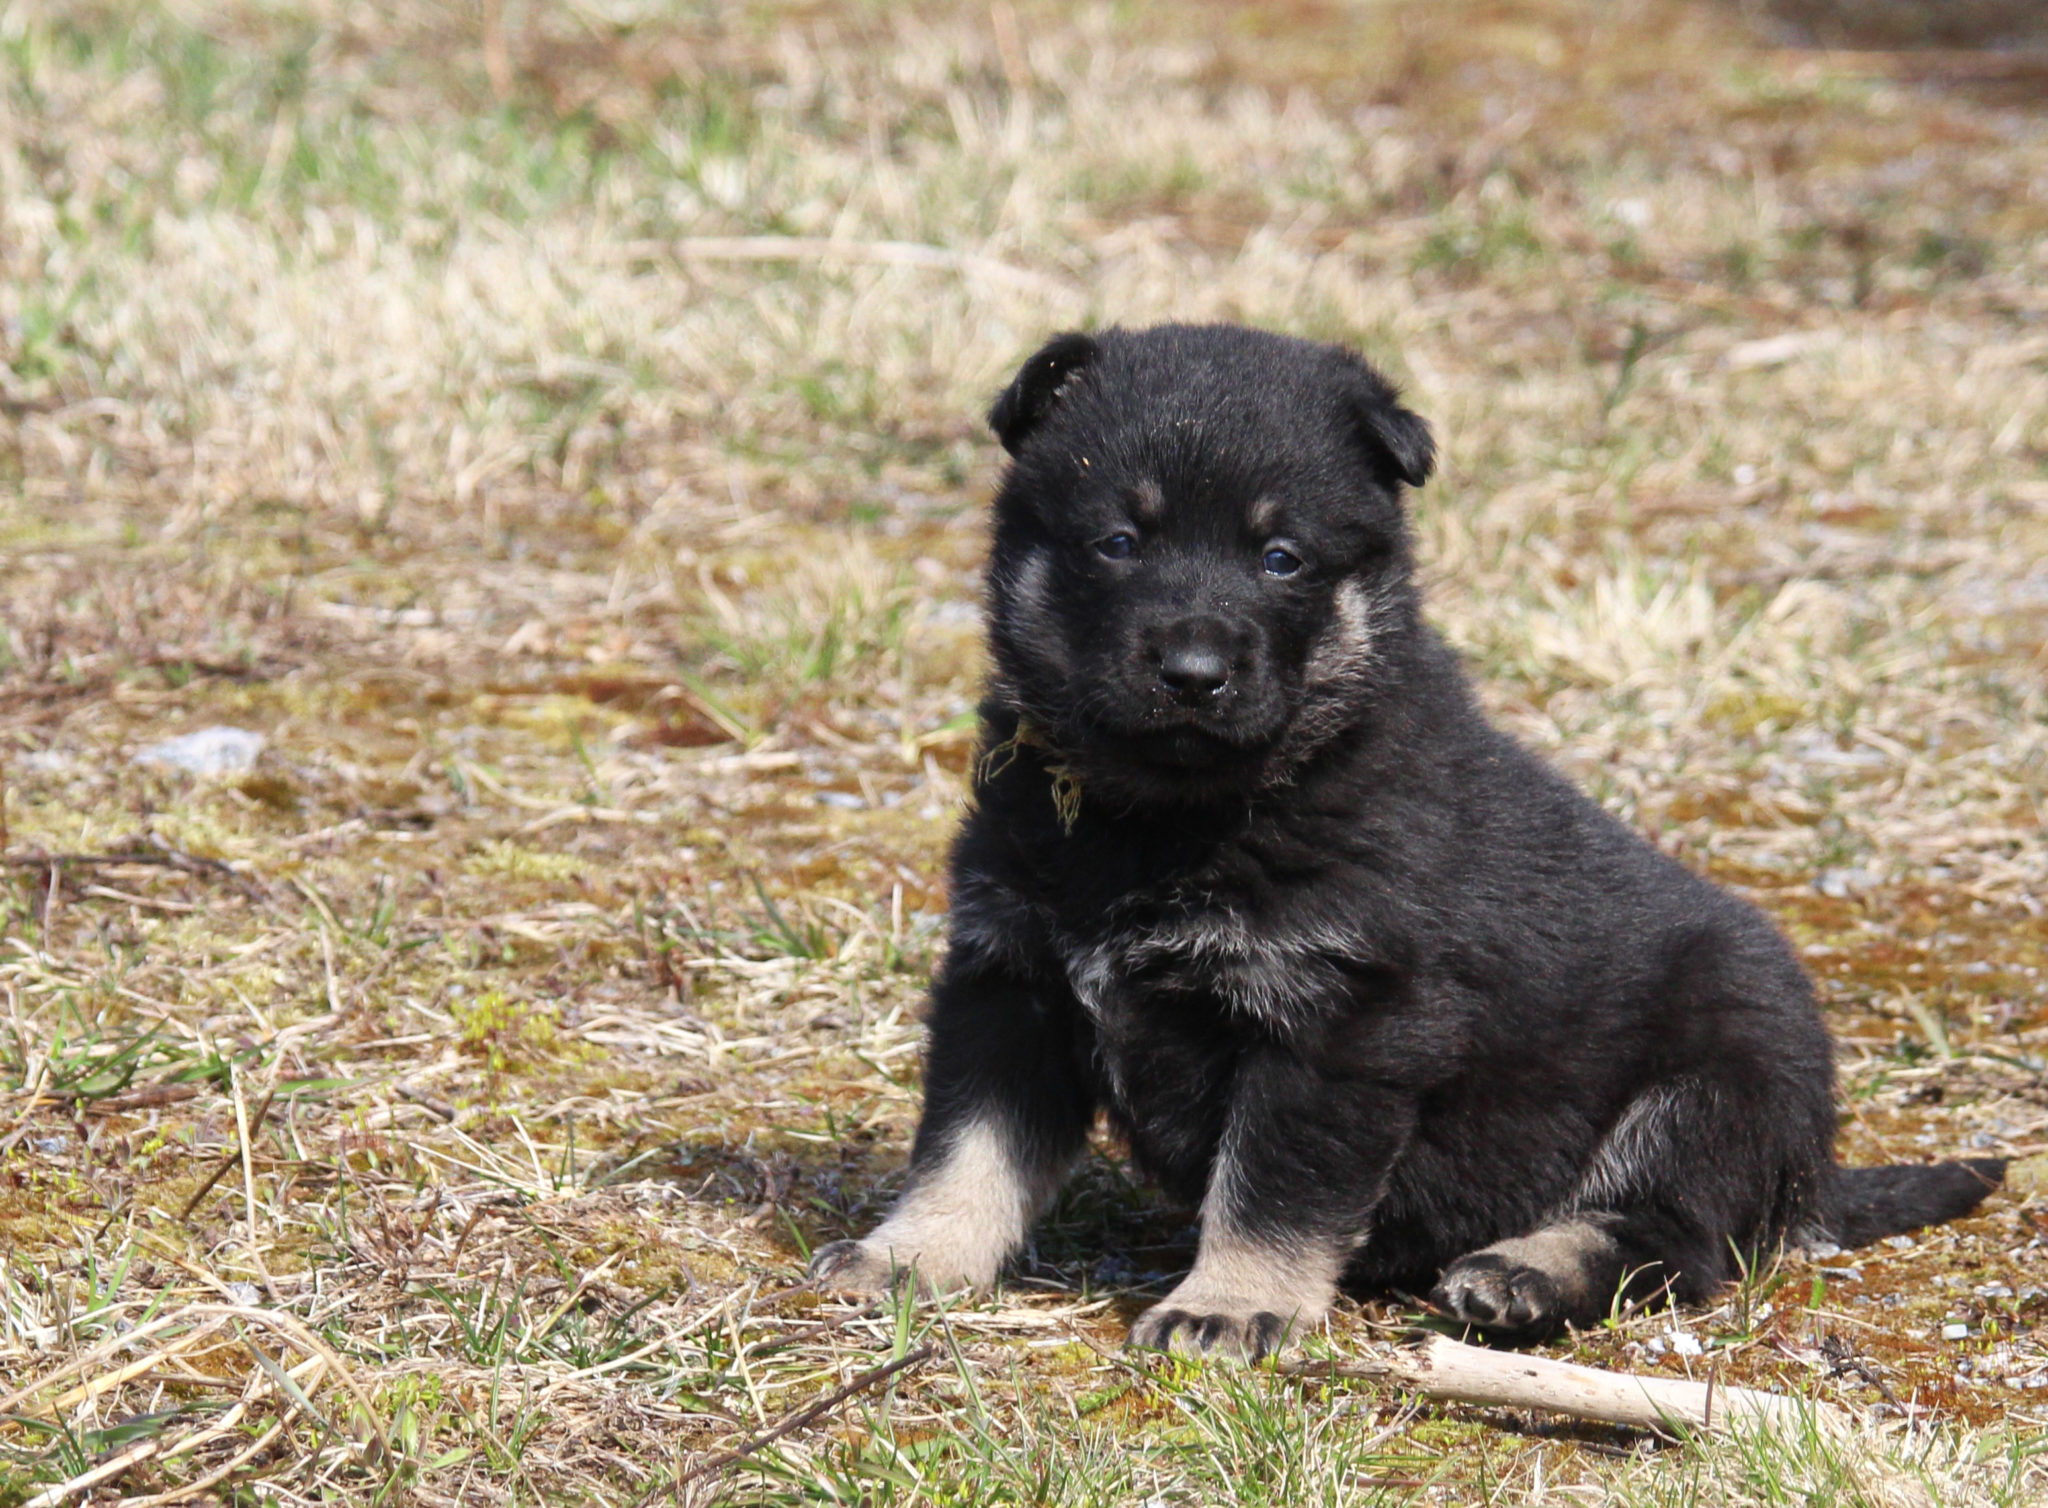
642, 1342, 938, 1504
21, 1437, 161, 1508
176, 1089, 277, 1223
0, 844, 266, 901
233, 1066, 282, 1303
118, 1417, 286, 1507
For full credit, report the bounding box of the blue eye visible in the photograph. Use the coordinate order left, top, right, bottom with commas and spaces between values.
1262, 546, 1302, 577
1096, 532, 1138, 560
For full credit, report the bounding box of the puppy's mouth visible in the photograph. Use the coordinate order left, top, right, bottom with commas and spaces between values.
1122, 726, 1256, 772
1066, 709, 1281, 791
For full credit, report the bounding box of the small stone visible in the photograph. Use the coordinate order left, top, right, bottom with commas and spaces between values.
813, 790, 865, 809
227, 1281, 262, 1307
1883, 1235, 1915, 1251
1821, 1266, 1863, 1282
1975, 1283, 2014, 1300
1803, 1241, 1843, 1261
1815, 866, 1879, 898
136, 725, 266, 776
1942, 1322, 1970, 1341
1609, 196, 1652, 228
1669, 1332, 1703, 1357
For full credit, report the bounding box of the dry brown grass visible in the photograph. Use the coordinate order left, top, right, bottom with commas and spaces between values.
3, 0, 2047, 1502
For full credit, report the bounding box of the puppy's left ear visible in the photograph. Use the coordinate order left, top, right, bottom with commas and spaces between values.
1338, 355, 1435, 489
989, 331, 1099, 455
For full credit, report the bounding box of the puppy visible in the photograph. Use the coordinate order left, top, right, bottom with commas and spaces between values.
811, 323, 2004, 1358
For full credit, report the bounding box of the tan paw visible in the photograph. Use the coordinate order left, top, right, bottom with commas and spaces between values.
807, 1233, 990, 1297
1127, 1302, 1296, 1362
1431, 1252, 1563, 1335
808, 1238, 909, 1294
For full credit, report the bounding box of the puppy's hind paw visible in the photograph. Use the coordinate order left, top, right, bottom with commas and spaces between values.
1128, 1304, 1292, 1363
808, 1238, 907, 1295
1431, 1253, 1563, 1337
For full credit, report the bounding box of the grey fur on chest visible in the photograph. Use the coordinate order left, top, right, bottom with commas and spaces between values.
1061, 905, 1366, 1031
952, 872, 1367, 1030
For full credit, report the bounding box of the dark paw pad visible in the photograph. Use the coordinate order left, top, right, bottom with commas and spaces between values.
1127, 1305, 1290, 1362
1432, 1254, 1563, 1336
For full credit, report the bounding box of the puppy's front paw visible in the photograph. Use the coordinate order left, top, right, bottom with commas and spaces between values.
808, 1232, 995, 1297
1128, 1303, 1292, 1362
1431, 1252, 1563, 1336
809, 1238, 908, 1294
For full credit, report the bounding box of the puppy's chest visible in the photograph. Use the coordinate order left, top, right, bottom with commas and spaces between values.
1057, 901, 1366, 1040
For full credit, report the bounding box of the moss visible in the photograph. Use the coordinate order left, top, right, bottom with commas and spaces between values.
462, 840, 587, 883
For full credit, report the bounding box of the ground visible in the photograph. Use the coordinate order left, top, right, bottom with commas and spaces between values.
2, 1, 2047, 1504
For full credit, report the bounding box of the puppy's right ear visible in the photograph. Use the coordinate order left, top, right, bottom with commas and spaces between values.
989, 332, 1099, 455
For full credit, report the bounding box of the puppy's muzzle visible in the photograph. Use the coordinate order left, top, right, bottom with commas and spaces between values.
1150, 616, 1244, 704
1160, 644, 1230, 698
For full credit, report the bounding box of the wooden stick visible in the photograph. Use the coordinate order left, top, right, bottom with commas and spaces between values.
1287, 1333, 1846, 1436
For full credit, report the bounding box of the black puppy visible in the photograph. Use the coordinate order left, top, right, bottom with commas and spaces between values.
810, 323, 2004, 1358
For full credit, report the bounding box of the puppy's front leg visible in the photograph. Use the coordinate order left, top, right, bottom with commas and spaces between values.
811, 960, 1093, 1295
1130, 1047, 1410, 1362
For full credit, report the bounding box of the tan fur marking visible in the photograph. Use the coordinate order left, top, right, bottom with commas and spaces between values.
1129, 479, 1166, 524
1303, 578, 1378, 688
843, 1119, 1064, 1293
1470, 1218, 1619, 1312
1153, 1223, 1346, 1326
1005, 548, 1071, 674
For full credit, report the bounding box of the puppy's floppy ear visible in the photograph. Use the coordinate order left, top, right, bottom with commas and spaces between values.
989, 332, 1099, 455
1337, 354, 1435, 489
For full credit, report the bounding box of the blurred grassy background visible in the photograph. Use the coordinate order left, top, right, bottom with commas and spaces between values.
2, 1, 2046, 1503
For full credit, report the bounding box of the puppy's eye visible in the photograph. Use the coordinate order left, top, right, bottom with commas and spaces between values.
1261, 546, 1303, 577
1096, 532, 1139, 561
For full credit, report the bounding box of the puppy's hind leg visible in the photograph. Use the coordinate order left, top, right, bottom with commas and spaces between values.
1434, 1067, 1831, 1339
1433, 1080, 1692, 1339
1432, 1216, 1626, 1338
811, 962, 1095, 1296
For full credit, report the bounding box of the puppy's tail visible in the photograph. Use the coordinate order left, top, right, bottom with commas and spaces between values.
1817, 1158, 2005, 1249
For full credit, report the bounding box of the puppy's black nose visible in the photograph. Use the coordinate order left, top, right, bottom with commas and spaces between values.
1159, 645, 1230, 697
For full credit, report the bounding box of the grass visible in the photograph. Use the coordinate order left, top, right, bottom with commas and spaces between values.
2, 0, 2047, 1502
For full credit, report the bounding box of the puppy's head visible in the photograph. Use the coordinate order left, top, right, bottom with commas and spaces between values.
983, 324, 1434, 806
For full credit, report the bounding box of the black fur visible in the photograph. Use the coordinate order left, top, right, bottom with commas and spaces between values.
1824, 1159, 2007, 1249
812, 323, 2004, 1351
